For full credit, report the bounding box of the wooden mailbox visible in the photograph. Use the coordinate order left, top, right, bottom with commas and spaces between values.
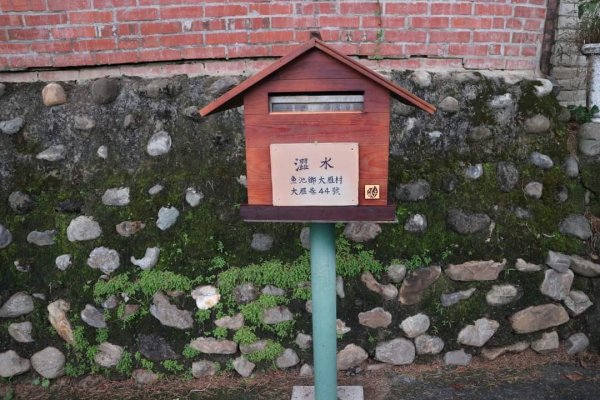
200, 38, 435, 223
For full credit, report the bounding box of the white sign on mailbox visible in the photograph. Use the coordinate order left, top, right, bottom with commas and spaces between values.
270, 142, 359, 206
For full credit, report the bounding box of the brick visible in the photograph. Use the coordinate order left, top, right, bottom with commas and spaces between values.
25, 14, 67, 26
521, 45, 538, 56
272, 16, 316, 29
489, 44, 502, 55
385, 3, 428, 15
514, 6, 545, 19
506, 59, 536, 69
474, 31, 511, 42
69, 11, 113, 24
385, 30, 427, 43
73, 38, 116, 52
10, 55, 52, 68
381, 17, 406, 29
142, 36, 161, 48
524, 19, 543, 31
0, 0, 45, 11
512, 32, 542, 43
423, 58, 465, 69
506, 18, 524, 29
271, 43, 300, 56
117, 38, 138, 49
340, 2, 380, 14
159, 6, 203, 19
140, 21, 181, 35
0, 14, 23, 26
451, 17, 493, 29
53, 53, 97, 67
249, 30, 293, 43
93, 0, 136, 7
161, 33, 202, 47
249, 3, 292, 15
298, 2, 337, 15
0, 42, 30, 54
205, 32, 246, 45
405, 44, 447, 57
318, 16, 360, 28
493, 18, 504, 29
32, 41, 73, 53
232, 17, 270, 30
449, 44, 489, 56
504, 44, 521, 56
117, 24, 139, 36
117, 8, 159, 21
8, 28, 50, 40
95, 51, 138, 64
205, 4, 247, 17
182, 46, 226, 59
138, 48, 181, 62
430, 31, 471, 43
361, 16, 382, 29
48, 0, 91, 11
51, 26, 97, 39
475, 4, 513, 16
463, 57, 506, 69
191, 19, 226, 31
431, 3, 473, 15
227, 45, 270, 58
411, 17, 449, 29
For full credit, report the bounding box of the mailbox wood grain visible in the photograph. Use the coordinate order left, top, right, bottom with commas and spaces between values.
200, 38, 435, 223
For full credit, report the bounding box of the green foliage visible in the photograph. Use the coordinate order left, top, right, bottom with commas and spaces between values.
233, 327, 259, 345
3, 387, 14, 400
31, 378, 50, 388
195, 309, 212, 324
95, 328, 109, 344
161, 360, 185, 374
135, 352, 155, 371
71, 325, 90, 352
94, 270, 197, 302
403, 251, 433, 271
335, 237, 383, 278
578, 0, 600, 43
116, 351, 133, 375
568, 105, 600, 124
245, 340, 284, 364
240, 295, 285, 327
212, 326, 228, 339
182, 344, 201, 359
64, 362, 86, 378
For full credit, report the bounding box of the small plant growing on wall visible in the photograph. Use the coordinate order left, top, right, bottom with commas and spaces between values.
578, 0, 600, 45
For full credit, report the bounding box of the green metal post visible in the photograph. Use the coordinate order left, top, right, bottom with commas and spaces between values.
309, 222, 338, 400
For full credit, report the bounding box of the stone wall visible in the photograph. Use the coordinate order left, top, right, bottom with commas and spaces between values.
0, 72, 599, 383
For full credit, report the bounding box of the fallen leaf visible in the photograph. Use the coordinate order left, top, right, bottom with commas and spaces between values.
565, 372, 585, 381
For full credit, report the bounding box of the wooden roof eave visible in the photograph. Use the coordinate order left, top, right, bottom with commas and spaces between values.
199, 38, 436, 117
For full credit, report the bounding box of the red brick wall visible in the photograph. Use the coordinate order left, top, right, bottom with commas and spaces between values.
0, 0, 547, 72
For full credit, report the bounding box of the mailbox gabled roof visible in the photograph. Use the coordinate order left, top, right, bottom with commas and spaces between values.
200, 38, 436, 117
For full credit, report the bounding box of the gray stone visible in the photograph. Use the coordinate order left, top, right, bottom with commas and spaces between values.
147, 131, 172, 156
510, 304, 570, 333
514, 207, 532, 219
336, 319, 351, 335
337, 344, 368, 370
215, 313, 244, 330
156, 206, 179, 230
276, 348, 300, 369
13, 259, 30, 273
139, 334, 177, 361
123, 113, 135, 129
446, 259, 506, 281
415, 335, 444, 355
566, 333, 589, 355
531, 331, 559, 353
299, 363, 313, 377
0, 224, 12, 249
94, 342, 123, 368
438, 96, 460, 113
191, 285, 220, 310
546, 251, 571, 272
446, 209, 491, 235
148, 184, 163, 195
525, 181, 543, 199
8, 321, 33, 343
87, 247, 120, 274
556, 185, 569, 203
190, 337, 237, 354
464, 164, 483, 180
579, 122, 600, 156
570, 255, 600, 277
300, 227, 310, 249
234, 283, 258, 304
42, 83, 66, 106
91, 78, 119, 104
468, 126, 493, 142
0, 83, 5, 97
27, 230, 56, 246
131, 247, 160, 270
240, 340, 268, 355
481, 341, 529, 361
55, 254, 71, 271
36, 145, 66, 161
398, 266, 441, 305
358, 307, 392, 329
336, 276, 345, 299
530, 151, 554, 169
47, 300, 74, 345
497, 162, 519, 192
0, 292, 34, 318
515, 258, 542, 272
192, 361, 219, 377
263, 306, 293, 324
457, 318, 499, 347
343, 222, 382, 242
444, 349, 471, 366
400, 313, 430, 338
0, 116, 24, 135
81, 304, 106, 328
8, 191, 33, 214
361, 271, 398, 300
563, 157, 579, 178
31, 347, 65, 379
441, 288, 476, 307
97, 146, 108, 159
489, 93, 513, 108
143, 79, 178, 98
116, 221, 145, 237
183, 106, 201, 120
132, 369, 159, 384
564, 290, 593, 316
102, 295, 119, 310
387, 264, 406, 283
404, 214, 427, 233
559, 214, 592, 240
0, 350, 30, 378
73, 115, 95, 130
150, 292, 193, 329
375, 338, 415, 365
208, 76, 240, 95
410, 70, 432, 88
233, 356, 255, 377
534, 79, 553, 97
540, 269, 574, 301
251, 233, 273, 251
185, 187, 204, 207
395, 179, 431, 202
102, 187, 130, 206
524, 114, 551, 133
486, 284, 518, 306
442, 173, 459, 192
295, 333, 312, 350
67, 216, 102, 241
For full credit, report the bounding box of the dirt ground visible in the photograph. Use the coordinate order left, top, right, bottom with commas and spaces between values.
1, 347, 599, 400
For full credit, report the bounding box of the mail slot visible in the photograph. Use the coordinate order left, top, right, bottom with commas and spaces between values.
200, 38, 435, 223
